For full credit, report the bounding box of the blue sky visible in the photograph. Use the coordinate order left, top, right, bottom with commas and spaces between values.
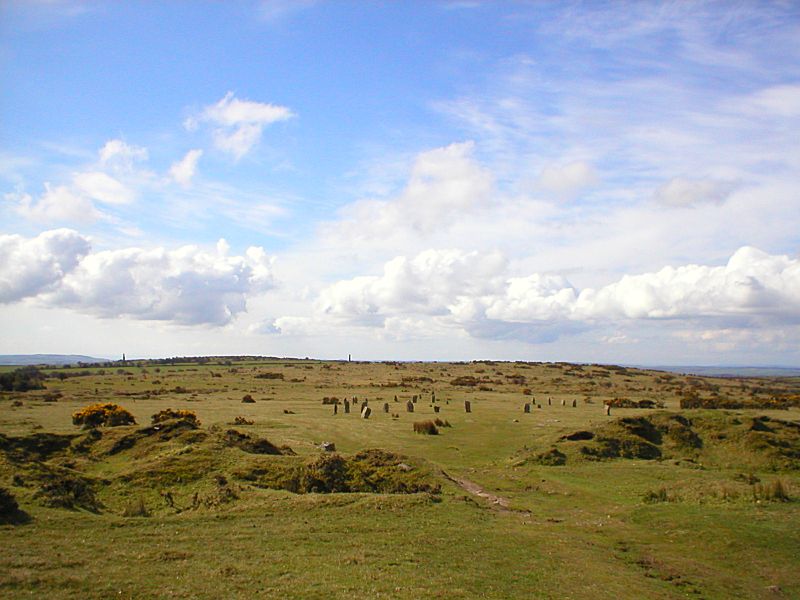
1, 1, 799, 364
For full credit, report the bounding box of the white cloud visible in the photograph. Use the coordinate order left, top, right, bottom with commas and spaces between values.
99, 139, 148, 166
654, 177, 735, 208
50, 240, 276, 326
169, 149, 203, 186
537, 161, 598, 200
742, 84, 800, 118
0, 229, 90, 302
328, 141, 493, 241
283, 245, 800, 343
318, 248, 507, 324
11, 184, 104, 223
577, 246, 800, 322
0, 230, 277, 326
72, 171, 134, 205
191, 92, 294, 159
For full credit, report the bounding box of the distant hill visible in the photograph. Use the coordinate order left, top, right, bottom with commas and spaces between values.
646, 365, 800, 378
0, 354, 112, 366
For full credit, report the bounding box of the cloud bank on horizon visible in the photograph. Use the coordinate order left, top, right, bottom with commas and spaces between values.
1, 1, 798, 364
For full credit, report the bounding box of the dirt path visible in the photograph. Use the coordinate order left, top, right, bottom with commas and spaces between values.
440, 470, 521, 513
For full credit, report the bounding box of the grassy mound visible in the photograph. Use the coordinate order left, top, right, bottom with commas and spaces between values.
0, 432, 76, 462
553, 411, 800, 470
235, 448, 440, 495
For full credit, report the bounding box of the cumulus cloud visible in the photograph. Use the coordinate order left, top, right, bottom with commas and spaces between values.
169, 149, 203, 186
654, 177, 735, 208
329, 141, 493, 240
188, 92, 294, 159
0, 229, 90, 302
286, 245, 800, 343
0, 230, 276, 326
318, 248, 507, 324
576, 246, 800, 321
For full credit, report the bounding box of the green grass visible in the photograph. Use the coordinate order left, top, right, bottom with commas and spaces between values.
1, 359, 799, 598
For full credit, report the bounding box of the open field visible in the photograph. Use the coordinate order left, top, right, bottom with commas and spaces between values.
2, 358, 799, 599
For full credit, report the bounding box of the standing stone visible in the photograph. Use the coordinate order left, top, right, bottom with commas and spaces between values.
524, 403, 531, 413
548, 397, 552, 406
394, 395, 398, 402
353, 398, 359, 405
412, 395, 418, 403
344, 399, 350, 414
561, 399, 566, 407
537, 404, 542, 409
604, 403, 611, 416
406, 401, 414, 413
333, 403, 338, 415
464, 400, 471, 413
434, 406, 440, 414
383, 402, 389, 413
572, 399, 577, 408
431, 391, 436, 403
361, 406, 371, 419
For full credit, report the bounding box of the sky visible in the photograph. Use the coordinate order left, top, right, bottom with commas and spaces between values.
1, 0, 799, 365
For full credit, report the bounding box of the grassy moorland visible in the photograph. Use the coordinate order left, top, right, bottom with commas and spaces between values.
1, 358, 799, 599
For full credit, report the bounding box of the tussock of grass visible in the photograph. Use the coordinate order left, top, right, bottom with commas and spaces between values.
413, 420, 439, 435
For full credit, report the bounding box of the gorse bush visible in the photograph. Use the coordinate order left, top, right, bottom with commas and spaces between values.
72, 403, 136, 428
151, 408, 200, 426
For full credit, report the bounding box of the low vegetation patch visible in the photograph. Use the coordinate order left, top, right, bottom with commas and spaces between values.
254, 372, 284, 380
0, 366, 46, 392
0, 432, 75, 462
222, 429, 286, 455
32, 468, 102, 512
531, 447, 567, 466
607, 397, 664, 409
